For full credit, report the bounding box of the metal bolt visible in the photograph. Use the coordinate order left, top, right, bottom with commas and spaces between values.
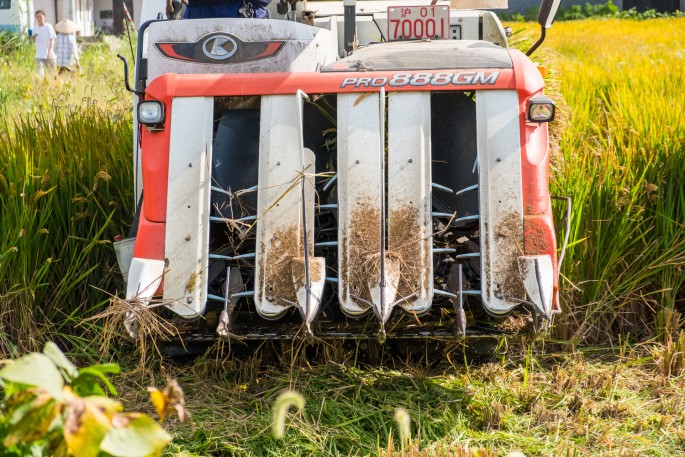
277, 161, 281, 166
408, 159, 413, 163
496, 158, 502, 162
185, 235, 191, 241
187, 297, 193, 304
188, 163, 193, 167
355, 160, 360, 164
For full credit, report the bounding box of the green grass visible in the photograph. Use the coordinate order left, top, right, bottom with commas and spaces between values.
112, 343, 685, 456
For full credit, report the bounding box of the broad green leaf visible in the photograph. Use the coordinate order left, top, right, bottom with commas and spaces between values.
63, 388, 112, 457
43, 342, 78, 382
100, 413, 171, 457
0, 353, 64, 401
75, 366, 119, 396
3, 392, 59, 447
72, 379, 106, 397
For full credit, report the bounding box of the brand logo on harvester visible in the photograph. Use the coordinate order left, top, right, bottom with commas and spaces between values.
202, 35, 237, 60
340, 71, 501, 88
155, 32, 285, 64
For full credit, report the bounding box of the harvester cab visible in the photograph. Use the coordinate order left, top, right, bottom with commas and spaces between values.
115, 0, 567, 342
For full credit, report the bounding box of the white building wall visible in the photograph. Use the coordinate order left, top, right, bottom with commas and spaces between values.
30, 0, 94, 35
93, 0, 111, 29
33, 0, 56, 24
74, 0, 93, 34
56, 0, 69, 22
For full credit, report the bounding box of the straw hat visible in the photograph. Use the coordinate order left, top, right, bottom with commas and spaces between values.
55, 19, 79, 34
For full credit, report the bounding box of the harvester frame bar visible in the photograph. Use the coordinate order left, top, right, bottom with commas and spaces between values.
143, 68, 518, 101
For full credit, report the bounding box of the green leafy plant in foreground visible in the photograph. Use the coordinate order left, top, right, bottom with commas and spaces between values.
0, 342, 171, 457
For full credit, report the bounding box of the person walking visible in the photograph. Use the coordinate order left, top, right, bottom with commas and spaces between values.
32, 10, 56, 78
54, 19, 80, 74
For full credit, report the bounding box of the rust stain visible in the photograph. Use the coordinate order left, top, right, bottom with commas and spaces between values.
185, 271, 199, 293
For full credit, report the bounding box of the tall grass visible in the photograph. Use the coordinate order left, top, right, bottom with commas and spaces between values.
545, 18, 685, 343
0, 33, 134, 358
0, 33, 130, 122
0, 106, 133, 357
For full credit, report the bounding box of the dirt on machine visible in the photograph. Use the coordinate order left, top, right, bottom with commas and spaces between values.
113, 0, 569, 345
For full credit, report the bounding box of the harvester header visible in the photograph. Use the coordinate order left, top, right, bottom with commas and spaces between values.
114, 0, 568, 344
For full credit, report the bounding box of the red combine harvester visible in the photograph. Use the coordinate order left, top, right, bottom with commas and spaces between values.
114, 0, 569, 343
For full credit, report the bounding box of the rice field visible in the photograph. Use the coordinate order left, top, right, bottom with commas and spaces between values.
546, 18, 685, 344
0, 16, 684, 457
0, 34, 133, 356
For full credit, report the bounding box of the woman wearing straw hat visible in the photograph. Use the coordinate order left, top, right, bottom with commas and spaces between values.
54, 19, 80, 75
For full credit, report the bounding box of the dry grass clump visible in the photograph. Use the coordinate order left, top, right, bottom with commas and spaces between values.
87, 296, 180, 364
342, 204, 429, 309
257, 225, 303, 307
342, 206, 381, 304
389, 205, 430, 303
653, 330, 685, 378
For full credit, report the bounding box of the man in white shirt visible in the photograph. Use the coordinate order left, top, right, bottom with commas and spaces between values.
32, 10, 56, 77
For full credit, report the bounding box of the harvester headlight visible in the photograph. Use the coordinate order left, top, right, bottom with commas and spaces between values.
527, 96, 556, 123
138, 101, 165, 128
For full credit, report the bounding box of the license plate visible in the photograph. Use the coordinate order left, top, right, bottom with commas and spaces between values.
387, 5, 450, 41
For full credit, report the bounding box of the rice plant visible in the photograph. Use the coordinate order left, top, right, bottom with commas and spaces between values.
0, 106, 133, 357
544, 18, 685, 343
